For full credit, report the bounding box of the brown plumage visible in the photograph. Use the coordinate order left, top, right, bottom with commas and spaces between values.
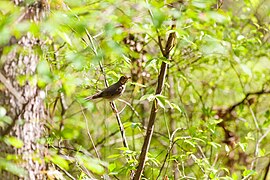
85, 76, 130, 101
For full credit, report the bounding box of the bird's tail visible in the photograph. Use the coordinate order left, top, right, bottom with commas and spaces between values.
84, 95, 94, 101
84, 93, 101, 101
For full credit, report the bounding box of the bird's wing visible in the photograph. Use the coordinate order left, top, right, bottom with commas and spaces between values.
85, 82, 123, 100
99, 82, 120, 98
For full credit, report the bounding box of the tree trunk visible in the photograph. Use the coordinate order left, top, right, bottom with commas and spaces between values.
0, 0, 48, 179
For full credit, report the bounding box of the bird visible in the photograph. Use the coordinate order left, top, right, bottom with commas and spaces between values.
84, 75, 130, 101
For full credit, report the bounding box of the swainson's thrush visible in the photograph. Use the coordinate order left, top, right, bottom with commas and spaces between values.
85, 76, 130, 101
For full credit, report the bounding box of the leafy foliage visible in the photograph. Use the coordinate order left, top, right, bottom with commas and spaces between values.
0, 0, 270, 179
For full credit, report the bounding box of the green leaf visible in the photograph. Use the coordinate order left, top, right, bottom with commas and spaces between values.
0, 106, 6, 117
242, 169, 256, 177
140, 94, 155, 102
200, 35, 229, 55
4, 136, 24, 148
84, 161, 104, 175
107, 154, 121, 159
245, 132, 255, 141
123, 122, 133, 128
66, 52, 87, 70
117, 147, 129, 151
240, 64, 252, 77
184, 140, 196, 147
238, 142, 247, 152
206, 11, 229, 23
156, 95, 166, 109
51, 155, 69, 170
76, 155, 105, 175
192, 1, 208, 8
37, 60, 52, 87
0, 157, 27, 177
158, 57, 172, 65
207, 142, 221, 149
209, 118, 223, 125
232, 173, 238, 180
108, 163, 116, 172
170, 103, 183, 113
259, 148, 265, 157
61, 127, 79, 139
58, 31, 72, 46
152, 8, 166, 28
37, 61, 50, 75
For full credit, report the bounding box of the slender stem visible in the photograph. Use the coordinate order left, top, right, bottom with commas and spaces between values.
133, 26, 176, 179
80, 104, 101, 159
109, 101, 129, 148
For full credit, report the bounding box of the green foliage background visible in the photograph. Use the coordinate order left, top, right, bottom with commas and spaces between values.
0, 0, 270, 179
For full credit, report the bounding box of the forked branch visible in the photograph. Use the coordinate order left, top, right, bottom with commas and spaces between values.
133, 24, 176, 179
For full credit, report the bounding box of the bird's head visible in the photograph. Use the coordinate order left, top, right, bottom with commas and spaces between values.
119, 75, 130, 85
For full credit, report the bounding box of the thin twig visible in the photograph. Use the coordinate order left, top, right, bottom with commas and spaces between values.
250, 128, 270, 170
80, 103, 101, 159
64, 107, 88, 120
118, 99, 141, 119
228, 89, 270, 112
55, 163, 76, 180
59, 91, 68, 131
156, 128, 184, 179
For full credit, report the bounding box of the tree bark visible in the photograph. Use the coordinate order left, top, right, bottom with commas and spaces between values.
0, 0, 49, 179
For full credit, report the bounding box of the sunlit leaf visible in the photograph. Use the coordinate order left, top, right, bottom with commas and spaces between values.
184, 140, 196, 147
76, 155, 105, 175
156, 95, 166, 109
0, 106, 6, 117
242, 169, 256, 177
200, 35, 229, 55
108, 163, 116, 172
140, 94, 155, 102
207, 142, 221, 149
107, 154, 121, 159
4, 136, 24, 148
58, 32, 72, 46
0, 158, 27, 177
238, 142, 248, 152
240, 64, 252, 77
51, 155, 69, 170
152, 8, 166, 28
170, 103, 183, 113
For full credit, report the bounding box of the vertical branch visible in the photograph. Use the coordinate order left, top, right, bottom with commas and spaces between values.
133, 24, 176, 179
110, 102, 129, 148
